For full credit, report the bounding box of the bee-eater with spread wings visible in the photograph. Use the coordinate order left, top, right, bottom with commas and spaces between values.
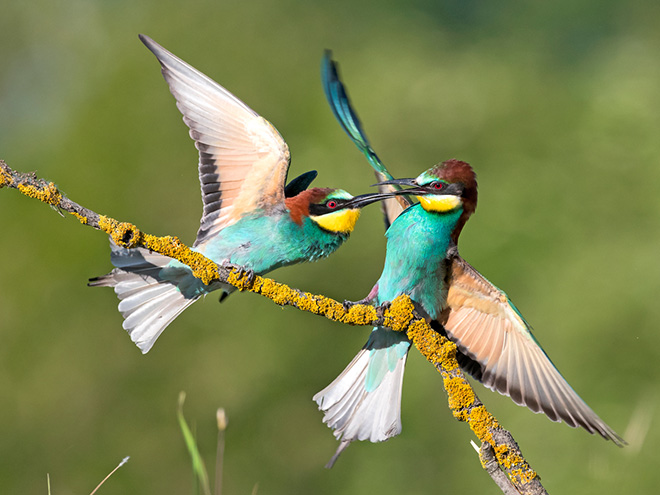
314, 52, 624, 467
90, 37, 391, 353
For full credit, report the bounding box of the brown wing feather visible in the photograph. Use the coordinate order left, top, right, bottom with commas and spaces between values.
441, 255, 624, 445
140, 35, 290, 247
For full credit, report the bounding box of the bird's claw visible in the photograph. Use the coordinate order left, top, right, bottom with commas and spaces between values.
225, 263, 255, 287
342, 297, 372, 312
236, 266, 255, 285
376, 301, 392, 318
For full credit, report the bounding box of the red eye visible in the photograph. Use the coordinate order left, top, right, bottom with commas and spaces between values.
327, 200, 338, 209
431, 181, 444, 190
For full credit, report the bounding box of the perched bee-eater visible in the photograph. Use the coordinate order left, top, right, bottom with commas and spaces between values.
90, 36, 391, 353
314, 52, 624, 466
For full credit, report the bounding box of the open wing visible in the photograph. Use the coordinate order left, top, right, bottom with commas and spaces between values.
140, 35, 291, 247
322, 51, 411, 228
442, 254, 624, 445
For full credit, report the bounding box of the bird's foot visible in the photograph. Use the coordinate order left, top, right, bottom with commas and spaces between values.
236, 266, 255, 285
376, 300, 391, 318
342, 296, 373, 312
224, 262, 255, 288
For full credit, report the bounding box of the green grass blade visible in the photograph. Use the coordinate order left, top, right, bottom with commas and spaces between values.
177, 392, 211, 495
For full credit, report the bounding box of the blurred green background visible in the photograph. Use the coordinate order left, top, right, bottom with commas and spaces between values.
1, 1, 659, 493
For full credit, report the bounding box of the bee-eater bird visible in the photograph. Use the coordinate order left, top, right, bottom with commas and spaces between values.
314, 52, 624, 467
89, 36, 391, 354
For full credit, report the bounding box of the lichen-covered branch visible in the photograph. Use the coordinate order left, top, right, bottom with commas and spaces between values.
1, 160, 546, 494
479, 442, 520, 495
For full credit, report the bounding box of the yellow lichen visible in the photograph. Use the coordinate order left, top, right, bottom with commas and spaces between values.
145, 237, 219, 286
407, 319, 460, 373
71, 211, 88, 225
226, 270, 247, 290
382, 295, 416, 331
96, 216, 221, 285
98, 216, 143, 248
493, 442, 538, 484
444, 376, 476, 413
467, 405, 497, 445
343, 304, 378, 326
516, 468, 539, 485
0, 167, 12, 188
17, 181, 62, 206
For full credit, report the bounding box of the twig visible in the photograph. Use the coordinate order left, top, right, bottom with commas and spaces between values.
215, 408, 227, 495
477, 442, 521, 495
89, 456, 130, 495
1, 160, 546, 494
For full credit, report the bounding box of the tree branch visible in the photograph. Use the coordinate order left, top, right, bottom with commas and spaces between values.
1, 159, 547, 494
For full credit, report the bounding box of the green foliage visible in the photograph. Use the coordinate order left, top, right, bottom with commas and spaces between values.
177, 392, 211, 495
1, 1, 659, 493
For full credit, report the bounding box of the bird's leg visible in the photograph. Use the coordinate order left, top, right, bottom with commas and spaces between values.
342, 296, 371, 312
221, 260, 256, 286
376, 300, 391, 318
236, 266, 255, 285
343, 283, 379, 312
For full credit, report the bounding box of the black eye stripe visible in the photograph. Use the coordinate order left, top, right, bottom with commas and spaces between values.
308, 198, 349, 216
420, 181, 464, 196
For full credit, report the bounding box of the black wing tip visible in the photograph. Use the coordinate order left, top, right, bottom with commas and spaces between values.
87, 275, 109, 287
322, 50, 340, 82
322, 49, 337, 68
138, 34, 171, 65
138, 33, 155, 50
138, 33, 164, 62
600, 426, 627, 447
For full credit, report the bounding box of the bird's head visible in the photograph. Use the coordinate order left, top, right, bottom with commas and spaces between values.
285, 188, 392, 234
378, 159, 478, 241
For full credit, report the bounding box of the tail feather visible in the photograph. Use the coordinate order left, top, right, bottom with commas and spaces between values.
90, 240, 204, 353
123, 289, 197, 352
314, 328, 410, 466
321, 51, 411, 228
117, 283, 173, 311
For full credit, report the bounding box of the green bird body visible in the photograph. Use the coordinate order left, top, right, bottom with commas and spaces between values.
90, 36, 389, 353
315, 53, 623, 466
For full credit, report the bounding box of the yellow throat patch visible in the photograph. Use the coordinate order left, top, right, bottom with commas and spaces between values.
311, 209, 361, 234
417, 195, 461, 213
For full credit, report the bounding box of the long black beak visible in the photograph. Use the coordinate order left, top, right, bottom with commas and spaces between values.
343, 192, 397, 209
373, 178, 417, 187
373, 178, 426, 195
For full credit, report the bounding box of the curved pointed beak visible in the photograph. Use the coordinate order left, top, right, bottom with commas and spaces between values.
373, 178, 417, 187
344, 192, 397, 209
373, 178, 426, 195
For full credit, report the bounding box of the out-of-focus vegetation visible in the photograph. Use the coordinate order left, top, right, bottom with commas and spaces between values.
1, 1, 659, 493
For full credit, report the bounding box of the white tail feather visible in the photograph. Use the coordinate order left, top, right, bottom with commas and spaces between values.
90, 240, 204, 353
314, 330, 409, 466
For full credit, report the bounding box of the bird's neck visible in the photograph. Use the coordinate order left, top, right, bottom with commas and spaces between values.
377, 204, 463, 310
